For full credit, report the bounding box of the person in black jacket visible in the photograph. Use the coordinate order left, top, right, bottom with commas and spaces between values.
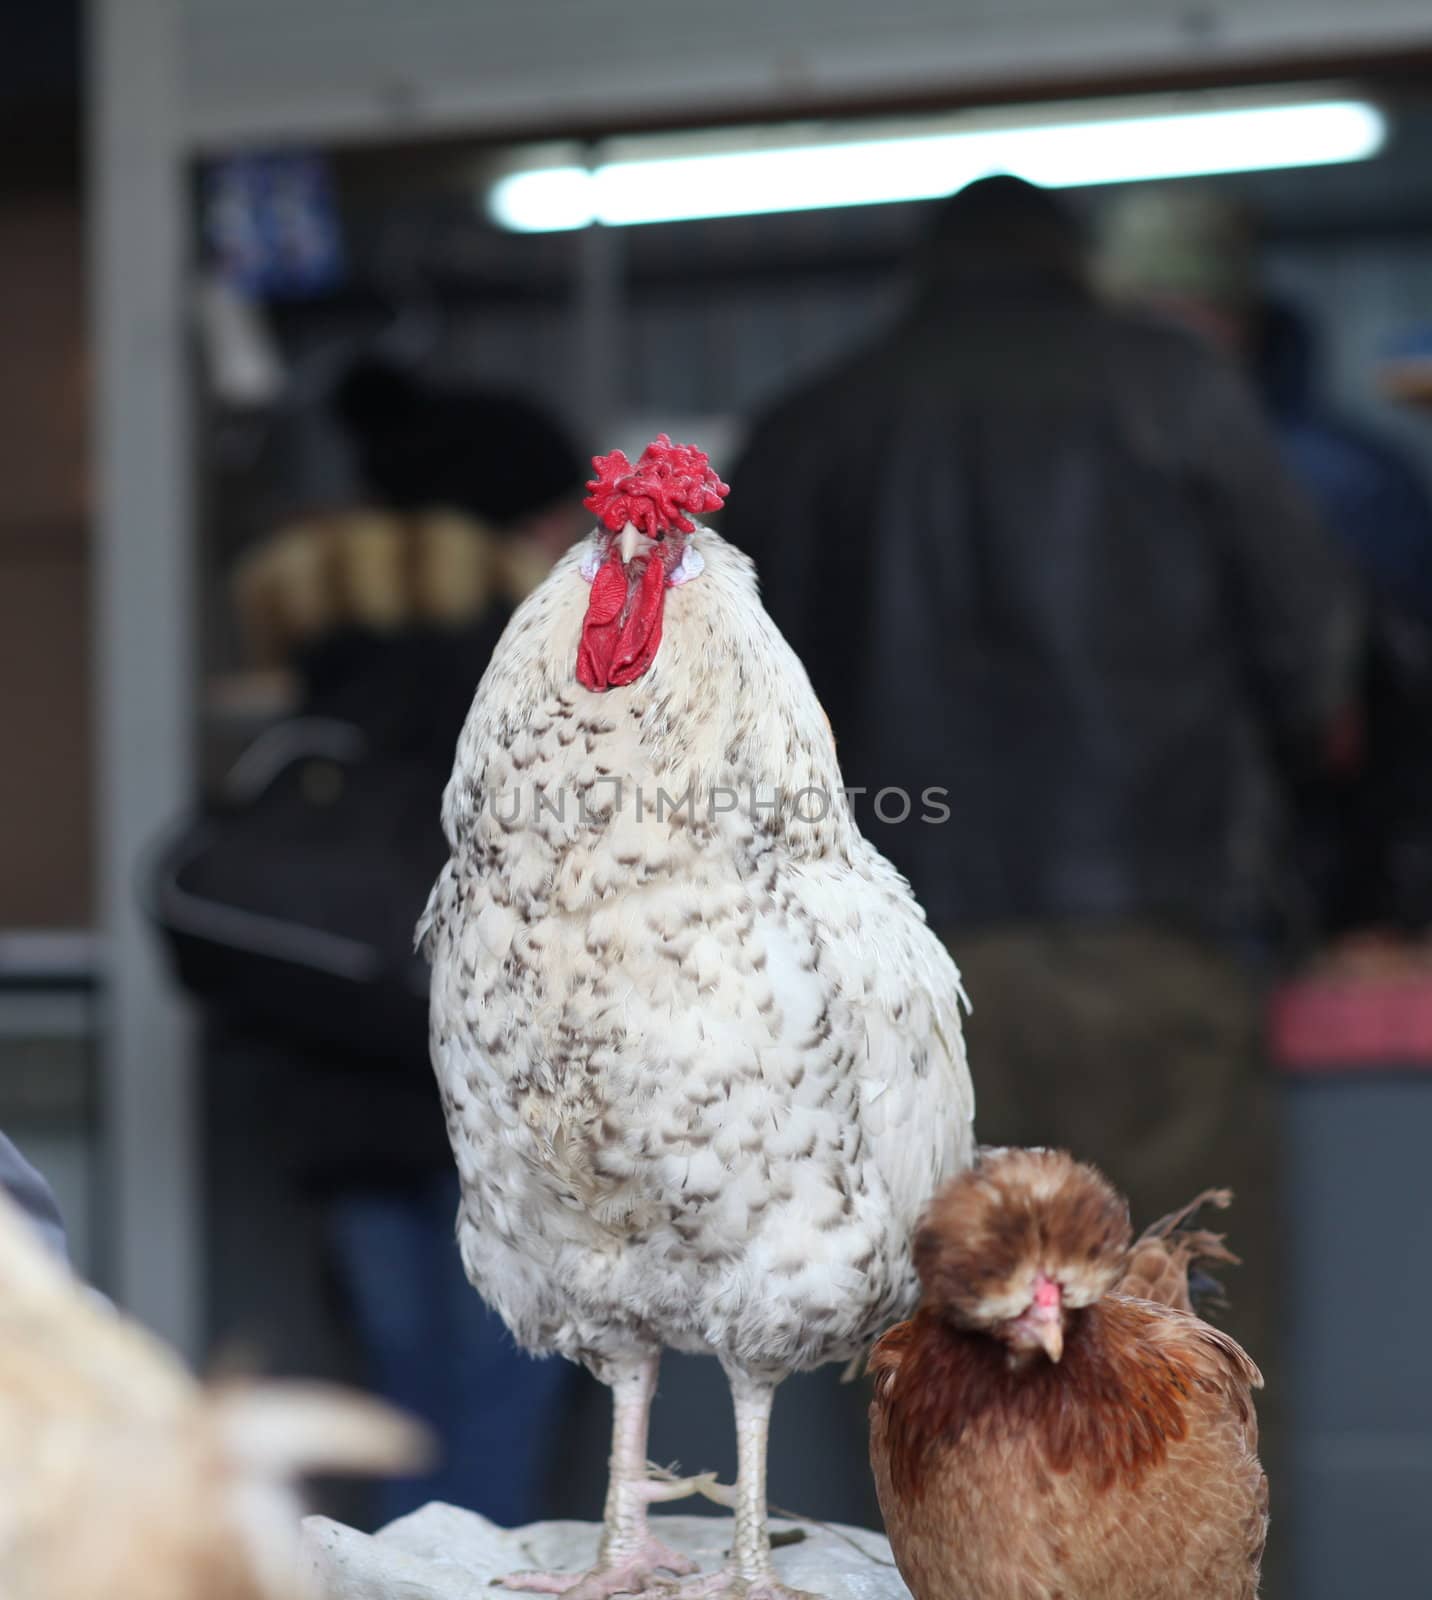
723, 180, 1358, 1553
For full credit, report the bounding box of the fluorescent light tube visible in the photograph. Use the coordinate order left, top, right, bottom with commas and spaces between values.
489, 98, 1386, 232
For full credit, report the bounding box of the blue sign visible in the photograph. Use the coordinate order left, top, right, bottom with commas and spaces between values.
203, 151, 344, 299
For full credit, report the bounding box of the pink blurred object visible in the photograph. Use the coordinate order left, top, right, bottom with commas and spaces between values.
1270, 966, 1432, 1071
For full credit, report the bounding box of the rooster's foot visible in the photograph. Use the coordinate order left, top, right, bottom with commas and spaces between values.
497, 1536, 700, 1599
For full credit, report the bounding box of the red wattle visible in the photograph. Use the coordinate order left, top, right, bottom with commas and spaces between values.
576, 556, 626, 690
585, 555, 628, 625
609, 555, 667, 686
576, 554, 667, 691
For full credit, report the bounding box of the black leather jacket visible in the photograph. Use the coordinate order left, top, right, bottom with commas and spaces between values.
724, 267, 1357, 940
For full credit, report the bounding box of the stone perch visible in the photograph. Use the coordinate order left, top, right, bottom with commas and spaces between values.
302, 1506, 912, 1599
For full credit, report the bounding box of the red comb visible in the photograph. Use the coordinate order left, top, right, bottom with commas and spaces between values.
584, 434, 729, 538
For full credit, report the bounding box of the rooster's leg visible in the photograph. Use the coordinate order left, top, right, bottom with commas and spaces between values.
673, 1370, 817, 1600
499, 1351, 707, 1598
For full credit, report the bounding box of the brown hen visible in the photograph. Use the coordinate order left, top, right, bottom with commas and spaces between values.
869, 1149, 1267, 1600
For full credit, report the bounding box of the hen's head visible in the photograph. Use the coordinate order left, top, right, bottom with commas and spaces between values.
576, 435, 729, 691
914, 1148, 1131, 1365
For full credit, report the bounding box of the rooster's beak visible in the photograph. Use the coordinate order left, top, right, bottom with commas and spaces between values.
1034, 1318, 1064, 1364
619, 522, 641, 566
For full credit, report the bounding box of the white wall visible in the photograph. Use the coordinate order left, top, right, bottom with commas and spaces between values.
180, 0, 1432, 150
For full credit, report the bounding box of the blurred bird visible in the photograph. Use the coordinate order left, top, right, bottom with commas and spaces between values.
0, 1192, 430, 1600
422, 437, 974, 1598
869, 1149, 1267, 1600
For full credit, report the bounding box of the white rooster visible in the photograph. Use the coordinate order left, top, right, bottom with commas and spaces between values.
422, 437, 974, 1599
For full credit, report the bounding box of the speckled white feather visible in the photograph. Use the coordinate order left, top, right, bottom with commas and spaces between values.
423, 527, 975, 1380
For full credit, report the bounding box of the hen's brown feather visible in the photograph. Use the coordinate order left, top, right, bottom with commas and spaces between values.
874, 1302, 1207, 1502
1118, 1187, 1239, 1315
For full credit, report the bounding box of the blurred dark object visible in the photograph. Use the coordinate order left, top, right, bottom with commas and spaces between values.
728, 175, 1355, 943
336, 357, 583, 528
156, 376, 583, 1190
153, 616, 493, 1190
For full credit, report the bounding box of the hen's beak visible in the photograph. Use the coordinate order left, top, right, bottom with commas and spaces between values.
1031, 1273, 1064, 1363
619, 521, 641, 566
